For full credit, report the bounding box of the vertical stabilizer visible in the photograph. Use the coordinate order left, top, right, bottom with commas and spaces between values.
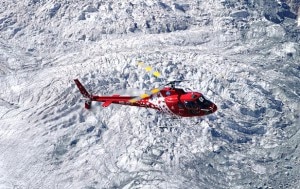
74, 79, 92, 109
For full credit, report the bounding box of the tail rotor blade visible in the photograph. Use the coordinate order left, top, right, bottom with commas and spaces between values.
74, 79, 92, 109
74, 79, 91, 98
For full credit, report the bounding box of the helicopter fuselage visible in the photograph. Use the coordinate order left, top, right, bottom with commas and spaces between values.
86, 84, 217, 117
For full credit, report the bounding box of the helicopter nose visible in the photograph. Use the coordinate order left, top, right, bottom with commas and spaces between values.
211, 103, 217, 113
205, 103, 217, 114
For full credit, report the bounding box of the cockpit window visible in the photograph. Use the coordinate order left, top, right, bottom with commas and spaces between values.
183, 96, 212, 112
197, 96, 212, 109
184, 101, 200, 114
184, 101, 198, 110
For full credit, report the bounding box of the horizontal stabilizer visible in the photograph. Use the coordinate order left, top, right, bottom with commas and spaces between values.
102, 95, 120, 107
102, 101, 112, 107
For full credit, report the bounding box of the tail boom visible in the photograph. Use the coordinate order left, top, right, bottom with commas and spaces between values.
74, 79, 139, 109
92, 95, 135, 107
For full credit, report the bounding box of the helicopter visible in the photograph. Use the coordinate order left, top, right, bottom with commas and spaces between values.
74, 62, 217, 117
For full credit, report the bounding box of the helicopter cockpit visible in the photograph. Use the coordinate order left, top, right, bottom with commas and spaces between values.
183, 96, 213, 113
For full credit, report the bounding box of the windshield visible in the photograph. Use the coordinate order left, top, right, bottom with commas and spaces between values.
184, 101, 199, 110
197, 96, 212, 109
184, 96, 212, 111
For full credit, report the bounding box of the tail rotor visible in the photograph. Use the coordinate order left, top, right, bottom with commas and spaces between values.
74, 79, 92, 109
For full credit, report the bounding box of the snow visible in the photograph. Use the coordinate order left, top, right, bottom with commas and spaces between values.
0, 0, 300, 188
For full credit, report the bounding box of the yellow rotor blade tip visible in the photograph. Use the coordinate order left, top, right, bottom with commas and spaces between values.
145, 66, 152, 72
137, 61, 144, 66
140, 94, 150, 98
153, 71, 161, 77
151, 88, 160, 94
129, 99, 137, 103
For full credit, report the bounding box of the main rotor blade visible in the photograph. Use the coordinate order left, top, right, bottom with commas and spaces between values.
129, 61, 165, 103
129, 86, 164, 103
137, 61, 163, 79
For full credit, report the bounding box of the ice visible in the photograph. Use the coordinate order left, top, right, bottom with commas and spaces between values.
0, 0, 299, 188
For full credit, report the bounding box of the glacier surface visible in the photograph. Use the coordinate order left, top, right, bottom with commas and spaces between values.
0, 0, 299, 188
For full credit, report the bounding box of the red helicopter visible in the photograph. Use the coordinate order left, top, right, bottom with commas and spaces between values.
74, 62, 217, 117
